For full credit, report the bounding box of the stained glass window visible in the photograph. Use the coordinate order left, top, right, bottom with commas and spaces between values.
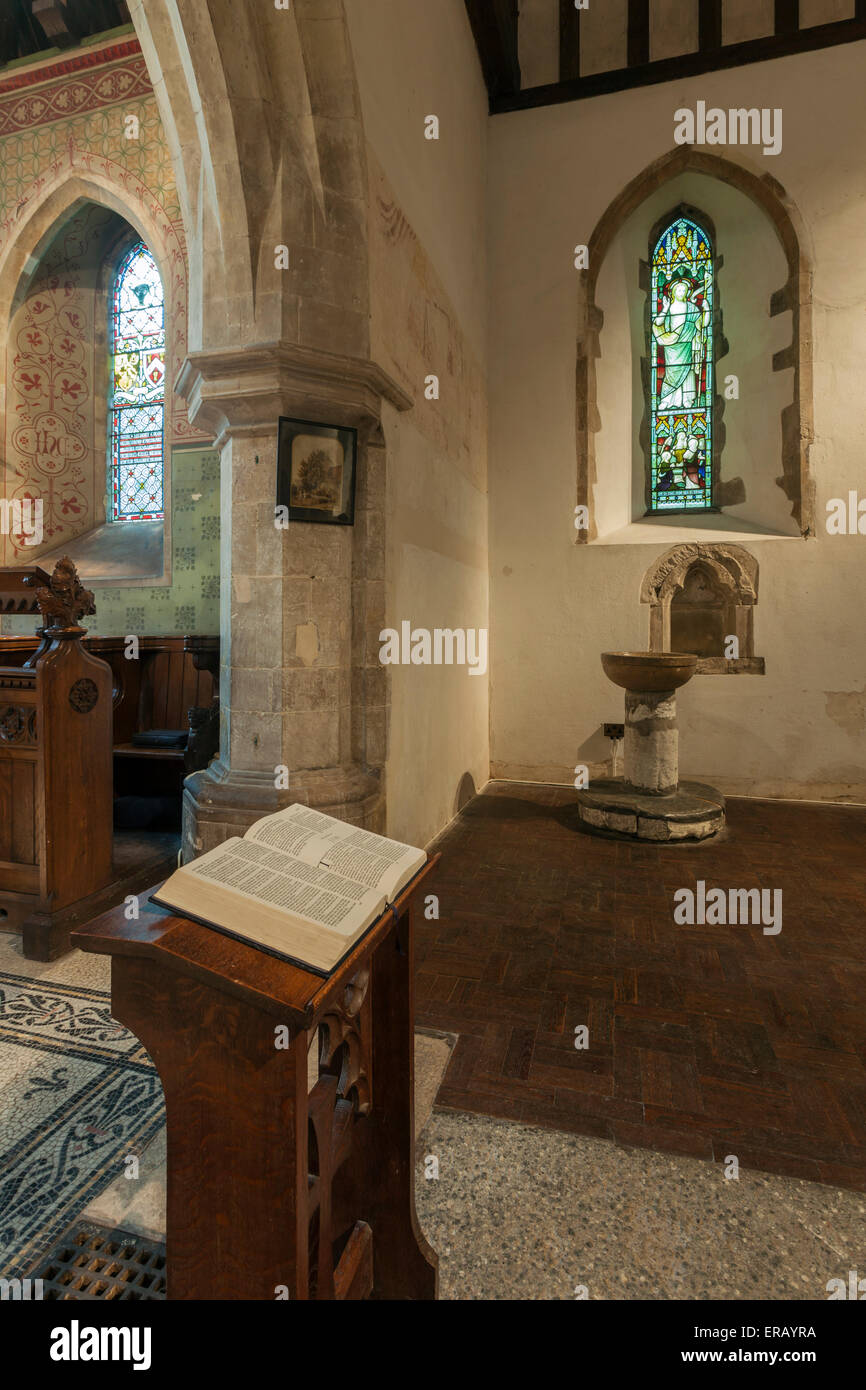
109, 240, 165, 521
649, 215, 713, 512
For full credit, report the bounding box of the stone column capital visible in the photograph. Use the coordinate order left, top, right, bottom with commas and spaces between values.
175, 341, 413, 446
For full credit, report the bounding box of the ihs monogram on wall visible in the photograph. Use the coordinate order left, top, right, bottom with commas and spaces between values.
7, 210, 94, 557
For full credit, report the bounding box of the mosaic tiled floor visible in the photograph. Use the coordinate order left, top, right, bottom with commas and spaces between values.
0, 967, 164, 1280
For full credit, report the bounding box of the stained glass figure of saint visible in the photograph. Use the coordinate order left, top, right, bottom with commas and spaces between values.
108, 240, 165, 520
649, 216, 713, 511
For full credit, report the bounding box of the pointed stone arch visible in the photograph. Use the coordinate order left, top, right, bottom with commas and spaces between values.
0, 165, 193, 509
575, 146, 814, 541
127, 0, 371, 355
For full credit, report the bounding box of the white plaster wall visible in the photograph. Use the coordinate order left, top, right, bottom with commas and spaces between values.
651, 0, 699, 63
581, 0, 628, 76
800, 0, 855, 26
345, 0, 487, 362
346, 0, 491, 847
722, 0, 775, 46
519, 0, 559, 89
488, 41, 866, 800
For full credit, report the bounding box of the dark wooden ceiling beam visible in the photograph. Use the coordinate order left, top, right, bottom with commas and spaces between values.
627, 0, 650, 67
493, 12, 866, 114
559, 0, 580, 82
0, 0, 129, 67
0, 1, 48, 65
775, 0, 799, 35
699, 0, 723, 52
464, 0, 521, 105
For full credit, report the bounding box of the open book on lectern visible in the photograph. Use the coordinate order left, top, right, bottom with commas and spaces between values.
152, 803, 427, 976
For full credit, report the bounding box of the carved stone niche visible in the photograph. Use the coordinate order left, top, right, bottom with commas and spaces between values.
640, 543, 765, 674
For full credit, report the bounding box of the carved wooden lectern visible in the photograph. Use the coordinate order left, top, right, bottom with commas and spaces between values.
72, 856, 440, 1301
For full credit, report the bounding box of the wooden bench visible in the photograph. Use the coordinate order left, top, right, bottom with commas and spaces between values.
0, 562, 113, 959
0, 561, 219, 959
0, 633, 219, 782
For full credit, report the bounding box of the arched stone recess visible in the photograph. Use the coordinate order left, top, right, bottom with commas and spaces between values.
0, 163, 194, 443
0, 160, 201, 571
640, 543, 764, 675
575, 148, 814, 544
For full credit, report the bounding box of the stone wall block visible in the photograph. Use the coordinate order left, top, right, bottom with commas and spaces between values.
283, 708, 341, 771
289, 244, 367, 313
298, 298, 369, 358
228, 709, 282, 773
283, 666, 340, 712
284, 525, 351, 578
311, 117, 367, 202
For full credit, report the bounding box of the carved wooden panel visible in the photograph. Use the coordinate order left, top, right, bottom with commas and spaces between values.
0, 757, 36, 866
318, 966, 372, 1115
0, 705, 37, 745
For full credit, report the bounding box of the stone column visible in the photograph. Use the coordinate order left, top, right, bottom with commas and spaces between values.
624, 689, 679, 795
177, 343, 412, 859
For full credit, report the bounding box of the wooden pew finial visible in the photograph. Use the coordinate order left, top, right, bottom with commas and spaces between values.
32, 557, 96, 632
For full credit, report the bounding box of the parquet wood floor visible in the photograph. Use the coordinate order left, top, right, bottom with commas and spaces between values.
416, 784, 866, 1191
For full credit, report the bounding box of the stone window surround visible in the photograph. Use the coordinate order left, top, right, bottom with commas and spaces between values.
575, 147, 814, 545
640, 541, 765, 675
0, 175, 192, 587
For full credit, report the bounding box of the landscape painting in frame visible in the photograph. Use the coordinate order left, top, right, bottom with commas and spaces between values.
277, 418, 357, 525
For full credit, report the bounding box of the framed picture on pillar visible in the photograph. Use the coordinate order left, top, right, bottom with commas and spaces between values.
276, 417, 357, 525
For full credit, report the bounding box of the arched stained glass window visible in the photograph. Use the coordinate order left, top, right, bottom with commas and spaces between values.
649, 215, 713, 512
109, 240, 165, 520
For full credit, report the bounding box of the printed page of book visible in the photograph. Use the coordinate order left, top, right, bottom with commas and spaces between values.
245, 803, 426, 900
155, 837, 386, 969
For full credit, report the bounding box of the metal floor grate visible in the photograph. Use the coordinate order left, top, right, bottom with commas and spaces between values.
28, 1221, 167, 1300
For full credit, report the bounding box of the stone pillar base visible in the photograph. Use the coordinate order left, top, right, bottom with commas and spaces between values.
575, 779, 725, 842
624, 688, 678, 795
182, 760, 383, 861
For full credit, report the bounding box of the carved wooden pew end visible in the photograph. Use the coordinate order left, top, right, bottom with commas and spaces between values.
0, 560, 193, 960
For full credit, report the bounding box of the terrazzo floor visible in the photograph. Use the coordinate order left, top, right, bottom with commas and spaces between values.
3, 932, 863, 1300
416, 1109, 865, 1300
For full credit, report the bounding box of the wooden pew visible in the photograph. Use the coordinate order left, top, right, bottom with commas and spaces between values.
0, 560, 113, 959
0, 560, 212, 959
0, 633, 219, 784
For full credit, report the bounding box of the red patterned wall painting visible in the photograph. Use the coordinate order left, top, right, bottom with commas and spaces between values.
0, 34, 208, 563
0, 44, 151, 137
4, 205, 117, 560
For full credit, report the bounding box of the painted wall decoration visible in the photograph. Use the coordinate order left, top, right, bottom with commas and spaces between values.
649, 214, 714, 512
0, 35, 207, 566
0, 39, 148, 135
4, 203, 116, 558
87, 448, 221, 638
2, 449, 220, 639
0, 37, 217, 637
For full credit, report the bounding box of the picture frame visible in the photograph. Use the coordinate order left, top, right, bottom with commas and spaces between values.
276, 416, 357, 525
